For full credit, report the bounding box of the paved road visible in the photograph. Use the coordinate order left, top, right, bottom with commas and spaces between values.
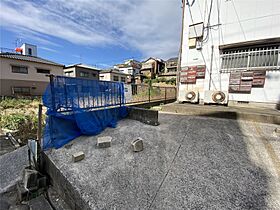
46, 113, 280, 210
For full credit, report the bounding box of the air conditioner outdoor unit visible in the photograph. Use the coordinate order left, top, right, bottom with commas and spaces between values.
178, 89, 199, 103
204, 90, 228, 105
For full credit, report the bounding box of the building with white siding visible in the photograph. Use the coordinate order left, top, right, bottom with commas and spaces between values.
178, 0, 280, 108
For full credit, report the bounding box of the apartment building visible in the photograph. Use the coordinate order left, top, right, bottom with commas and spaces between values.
64, 64, 100, 80
179, 0, 280, 107
99, 69, 128, 83
0, 44, 64, 96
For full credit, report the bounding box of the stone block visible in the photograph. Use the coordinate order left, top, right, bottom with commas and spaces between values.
97, 136, 112, 148
17, 181, 28, 202
22, 168, 38, 191
37, 175, 47, 189
72, 152, 85, 162
131, 138, 144, 152
127, 107, 159, 126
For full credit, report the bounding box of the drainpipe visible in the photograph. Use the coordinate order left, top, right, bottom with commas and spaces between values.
176, 0, 186, 101
209, 45, 214, 90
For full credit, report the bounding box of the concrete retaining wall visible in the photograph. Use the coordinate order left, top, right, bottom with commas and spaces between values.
41, 152, 90, 210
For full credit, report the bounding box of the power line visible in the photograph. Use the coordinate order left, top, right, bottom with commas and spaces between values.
231, 0, 246, 40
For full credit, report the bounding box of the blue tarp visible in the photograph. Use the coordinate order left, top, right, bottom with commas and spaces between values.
42, 76, 127, 150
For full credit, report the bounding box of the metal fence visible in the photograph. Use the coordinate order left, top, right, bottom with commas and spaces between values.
44, 75, 125, 113
1, 78, 177, 107
125, 84, 176, 104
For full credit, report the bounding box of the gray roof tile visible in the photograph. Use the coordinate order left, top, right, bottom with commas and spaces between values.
0, 53, 64, 67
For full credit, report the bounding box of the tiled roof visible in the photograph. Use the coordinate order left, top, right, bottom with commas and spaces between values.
100, 69, 128, 75
0, 53, 64, 67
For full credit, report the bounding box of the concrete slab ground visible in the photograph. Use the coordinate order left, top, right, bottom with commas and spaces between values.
160, 103, 280, 124
45, 114, 280, 209
0, 146, 28, 194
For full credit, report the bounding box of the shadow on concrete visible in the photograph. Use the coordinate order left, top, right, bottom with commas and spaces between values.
150, 114, 270, 209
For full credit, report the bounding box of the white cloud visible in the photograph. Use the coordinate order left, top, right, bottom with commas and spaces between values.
0, 0, 182, 59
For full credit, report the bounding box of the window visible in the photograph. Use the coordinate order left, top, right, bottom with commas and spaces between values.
220, 46, 279, 73
11, 65, 28, 74
12, 87, 30, 95
121, 77, 126, 83
37, 68, 50, 74
113, 75, 119, 81
65, 71, 74, 77
92, 73, 97, 77
28, 48, 32, 55
79, 71, 89, 77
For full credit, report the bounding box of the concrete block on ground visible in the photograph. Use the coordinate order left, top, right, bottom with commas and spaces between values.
127, 107, 159, 126
0, 198, 10, 210
16, 181, 28, 202
23, 169, 38, 191
72, 151, 85, 162
273, 127, 280, 137
0, 146, 29, 194
37, 175, 47, 189
9, 204, 29, 210
97, 136, 112, 148
28, 195, 53, 210
131, 138, 144, 152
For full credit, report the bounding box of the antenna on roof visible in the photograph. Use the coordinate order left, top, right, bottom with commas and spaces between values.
14, 38, 22, 48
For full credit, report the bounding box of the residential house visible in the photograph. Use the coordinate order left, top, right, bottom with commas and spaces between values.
158, 57, 178, 80
64, 64, 100, 80
114, 59, 141, 76
99, 69, 128, 83
140, 57, 165, 79
179, 0, 280, 106
0, 44, 64, 96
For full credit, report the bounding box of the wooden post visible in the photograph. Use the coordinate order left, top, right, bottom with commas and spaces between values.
37, 104, 43, 146
148, 81, 151, 102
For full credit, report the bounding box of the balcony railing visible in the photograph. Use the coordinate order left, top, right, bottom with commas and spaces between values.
220, 46, 280, 73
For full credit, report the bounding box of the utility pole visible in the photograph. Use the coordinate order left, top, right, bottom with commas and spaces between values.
209, 45, 214, 90
176, 0, 186, 101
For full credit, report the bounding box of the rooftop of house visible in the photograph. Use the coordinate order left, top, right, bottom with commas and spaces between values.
0, 52, 64, 67
166, 57, 178, 63
142, 57, 165, 63
100, 68, 129, 75
64, 63, 101, 71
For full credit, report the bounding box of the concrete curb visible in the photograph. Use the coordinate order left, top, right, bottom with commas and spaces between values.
161, 105, 280, 125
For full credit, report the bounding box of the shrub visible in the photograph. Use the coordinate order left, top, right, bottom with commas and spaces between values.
0, 98, 35, 109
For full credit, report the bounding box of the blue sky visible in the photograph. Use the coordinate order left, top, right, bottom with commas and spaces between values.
0, 0, 182, 68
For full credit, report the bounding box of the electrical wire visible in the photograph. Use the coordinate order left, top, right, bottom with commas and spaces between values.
187, 2, 217, 90
231, 0, 246, 41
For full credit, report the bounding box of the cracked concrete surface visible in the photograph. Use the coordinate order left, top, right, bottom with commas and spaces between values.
46, 113, 280, 209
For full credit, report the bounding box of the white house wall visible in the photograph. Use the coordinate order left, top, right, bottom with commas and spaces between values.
180, 0, 280, 104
